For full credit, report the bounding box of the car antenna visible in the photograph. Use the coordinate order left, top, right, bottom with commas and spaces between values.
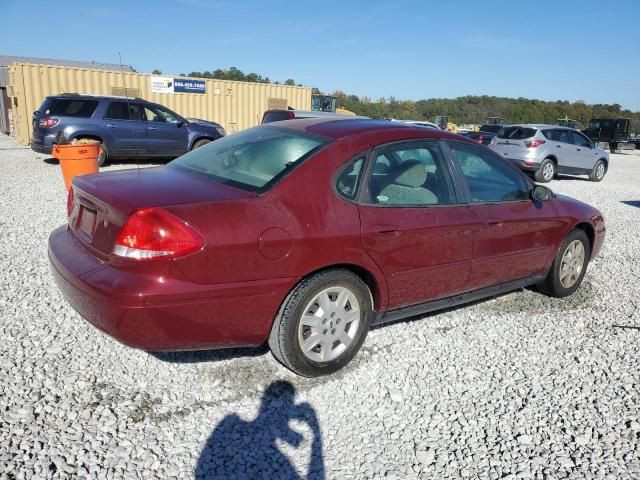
118, 52, 137, 172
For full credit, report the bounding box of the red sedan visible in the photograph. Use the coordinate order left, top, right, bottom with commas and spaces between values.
49, 119, 605, 376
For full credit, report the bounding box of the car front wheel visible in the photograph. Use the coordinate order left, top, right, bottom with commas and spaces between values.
537, 229, 591, 298
192, 138, 211, 150
590, 160, 606, 182
535, 158, 555, 183
268, 269, 373, 377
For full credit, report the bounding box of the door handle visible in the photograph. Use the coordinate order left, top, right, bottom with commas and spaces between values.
375, 225, 399, 236
556, 145, 561, 148
486, 218, 503, 228
576, 148, 582, 151
148, 126, 159, 131
105, 124, 116, 128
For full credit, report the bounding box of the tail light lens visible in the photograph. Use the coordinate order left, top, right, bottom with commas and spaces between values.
113, 208, 204, 261
38, 118, 59, 128
66, 187, 75, 216
477, 135, 484, 144
525, 139, 546, 148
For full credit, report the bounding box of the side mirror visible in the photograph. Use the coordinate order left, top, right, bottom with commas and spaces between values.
177, 120, 184, 128
531, 185, 554, 202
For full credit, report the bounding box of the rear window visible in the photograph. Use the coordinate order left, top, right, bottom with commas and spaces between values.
262, 111, 293, 123
170, 126, 330, 192
45, 99, 99, 118
497, 127, 536, 140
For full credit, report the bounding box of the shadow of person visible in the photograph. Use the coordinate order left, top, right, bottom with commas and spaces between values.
195, 381, 324, 480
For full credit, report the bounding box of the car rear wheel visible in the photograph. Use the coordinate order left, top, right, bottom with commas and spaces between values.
590, 160, 606, 182
268, 269, 372, 377
537, 229, 590, 298
535, 158, 555, 183
192, 139, 211, 150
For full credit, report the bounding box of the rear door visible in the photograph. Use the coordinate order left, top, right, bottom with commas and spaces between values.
103, 102, 146, 157
142, 104, 189, 157
549, 129, 572, 168
444, 141, 558, 289
357, 140, 477, 309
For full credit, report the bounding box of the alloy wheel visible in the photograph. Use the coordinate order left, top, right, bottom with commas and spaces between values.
559, 239, 585, 288
297, 286, 361, 362
542, 162, 554, 181
596, 162, 605, 180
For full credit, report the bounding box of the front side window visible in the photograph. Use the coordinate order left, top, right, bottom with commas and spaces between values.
366, 141, 454, 206
448, 141, 529, 203
171, 126, 329, 192
144, 105, 179, 123
543, 128, 571, 144
570, 131, 591, 147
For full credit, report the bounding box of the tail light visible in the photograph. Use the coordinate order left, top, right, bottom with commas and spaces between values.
113, 208, 204, 261
66, 187, 75, 216
525, 139, 546, 148
38, 118, 59, 128
477, 135, 484, 144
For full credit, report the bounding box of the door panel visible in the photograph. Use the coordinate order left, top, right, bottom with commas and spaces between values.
467, 201, 558, 289
103, 102, 146, 156
569, 131, 597, 171
142, 105, 189, 156
446, 140, 559, 289
357, 139, 477, 310
359, 205, 477, 309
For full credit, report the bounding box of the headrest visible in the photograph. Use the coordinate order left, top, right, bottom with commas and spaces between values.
393, 160, 427, 188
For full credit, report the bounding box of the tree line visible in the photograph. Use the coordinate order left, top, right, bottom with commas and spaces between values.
150, 67, 639, 131
333, 92, 640, 132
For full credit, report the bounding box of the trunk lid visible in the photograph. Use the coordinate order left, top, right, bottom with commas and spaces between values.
69, 165, 257, 258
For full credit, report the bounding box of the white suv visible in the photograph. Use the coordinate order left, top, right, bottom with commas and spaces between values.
490, 124, 609, 183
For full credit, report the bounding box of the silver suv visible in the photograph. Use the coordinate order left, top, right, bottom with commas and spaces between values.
490, 124, 609, 183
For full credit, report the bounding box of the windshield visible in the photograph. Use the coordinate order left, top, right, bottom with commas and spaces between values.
170, 126, 330, 192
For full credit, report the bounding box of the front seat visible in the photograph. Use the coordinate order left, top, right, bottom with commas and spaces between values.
377, 160, 438, 205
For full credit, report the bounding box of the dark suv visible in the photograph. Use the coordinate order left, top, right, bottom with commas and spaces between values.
31, 94, 226, 165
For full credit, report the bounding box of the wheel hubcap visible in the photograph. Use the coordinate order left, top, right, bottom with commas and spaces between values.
543, 162, 554, 180
298, 286, 361, 363
596, 163, 605, 179
559, 240, 585, 288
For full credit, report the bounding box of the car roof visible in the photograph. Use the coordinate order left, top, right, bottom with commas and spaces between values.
271, 117, 466, 142
47, 93, 142, 101
508, 124, 574, 130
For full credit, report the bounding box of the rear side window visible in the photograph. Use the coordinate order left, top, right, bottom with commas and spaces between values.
543, 129, 571, 143
262, 111, 293, 123
497, 127, 536, 140
336, 156, 364, 200
46, 99, 98, 118
105, 102, 145, 121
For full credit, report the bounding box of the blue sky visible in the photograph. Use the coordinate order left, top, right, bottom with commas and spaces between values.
1, 0, 639, 110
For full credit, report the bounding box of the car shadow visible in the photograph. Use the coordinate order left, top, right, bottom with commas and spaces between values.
149, 343, 270, 364
621, 200, 640, 209
553, 174, 589, 182
43, 157, 58, 165
195, 380, 325, 479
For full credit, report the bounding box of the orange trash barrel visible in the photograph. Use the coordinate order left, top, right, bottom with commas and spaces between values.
53, 143, 101, 191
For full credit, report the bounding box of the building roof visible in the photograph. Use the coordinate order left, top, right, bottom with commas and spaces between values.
0, 54, 135, 72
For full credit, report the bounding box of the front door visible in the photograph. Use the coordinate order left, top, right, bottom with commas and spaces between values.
445, 140, 559, 289
142, 104, 189, 157
358, 140, 477, 310
569, 131, 598, 171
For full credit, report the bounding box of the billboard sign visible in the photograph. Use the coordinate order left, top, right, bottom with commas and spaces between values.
151, 76, 174, 94
174, 78, 206, 94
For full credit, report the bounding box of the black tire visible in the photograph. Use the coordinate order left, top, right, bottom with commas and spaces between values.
192, 138, 211, 150
97, 143, 107, 167
537, 229, 591, 298
589, 159, 606, 182
268, 269, 373, 377
535, 158, 555, 183
609, 142, 618, 154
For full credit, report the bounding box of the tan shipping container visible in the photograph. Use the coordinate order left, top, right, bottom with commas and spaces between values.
8, 62, 311, 146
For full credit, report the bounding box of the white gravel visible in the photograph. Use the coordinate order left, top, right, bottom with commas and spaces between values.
1, 132, 639, 479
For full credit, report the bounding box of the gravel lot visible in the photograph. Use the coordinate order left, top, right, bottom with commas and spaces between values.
1, 132, 639, 480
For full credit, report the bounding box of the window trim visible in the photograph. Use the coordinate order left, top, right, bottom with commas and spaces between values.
103, 101, 145, 121
356, 139, 463, 208
332, 152, 369, 203
441, 140, 534, 206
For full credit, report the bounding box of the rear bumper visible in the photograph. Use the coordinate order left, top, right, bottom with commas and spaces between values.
508, 158, 541, 172
30, 133, 55, 154
48, 225, 296, 351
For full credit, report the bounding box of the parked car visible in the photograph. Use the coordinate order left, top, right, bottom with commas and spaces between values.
261, 109, 367, 124
31, 94, 226, 165
49, 119, 605, 376
478, 124, 504, 134
462, 131, 496, 146
490, 124, 609, 183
